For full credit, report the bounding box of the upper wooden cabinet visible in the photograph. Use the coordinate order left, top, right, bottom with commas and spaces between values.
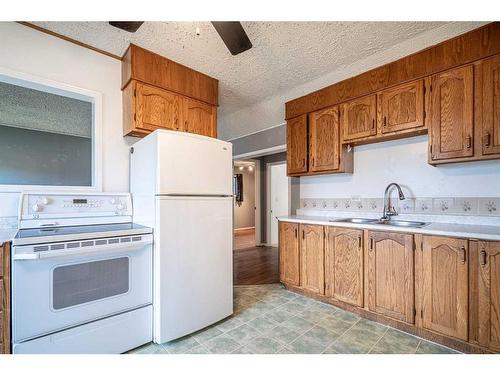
482, 55, 500, 155
477, 240, 500, 351
279, 222, 300, 287
300, 224, 325, 295
341, 94, 377, 142
429, 65, 474, 161
367, 231, 415, 324
121, 45, 218, 138
325, 227, 364, 307
135, 81, 182, 133
183, 98, 217, 138
377, 80, 425, 135
309, 106, 340, 172
122, 44, 218, 106
286, 115, 308, 175
422, 235, 469, 341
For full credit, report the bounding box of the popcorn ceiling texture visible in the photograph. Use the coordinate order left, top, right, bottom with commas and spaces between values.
29, 22, 486, 139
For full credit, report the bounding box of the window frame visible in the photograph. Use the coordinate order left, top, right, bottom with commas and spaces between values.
0, 67, 102, 192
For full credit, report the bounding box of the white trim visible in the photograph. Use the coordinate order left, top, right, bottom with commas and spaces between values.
253, 159, 261, 246
233, 144, 286, 160
225, 122, 286, 142
0, 66, 103, 192
267, 161, 290, 247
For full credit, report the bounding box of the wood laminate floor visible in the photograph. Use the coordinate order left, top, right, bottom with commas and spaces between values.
233, 246, 279, 285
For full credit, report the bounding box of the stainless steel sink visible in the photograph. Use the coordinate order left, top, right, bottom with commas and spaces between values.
330, 218, 379, 224
330, 217, 428, 228
375, 220, 428, 228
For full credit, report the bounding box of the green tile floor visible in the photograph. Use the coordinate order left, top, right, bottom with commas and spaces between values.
128, 284, 460, 354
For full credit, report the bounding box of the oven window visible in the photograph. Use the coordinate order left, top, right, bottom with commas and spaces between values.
52, 257, 129, 310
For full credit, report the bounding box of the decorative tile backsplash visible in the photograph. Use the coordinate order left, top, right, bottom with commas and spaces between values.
300, 197, 500, 217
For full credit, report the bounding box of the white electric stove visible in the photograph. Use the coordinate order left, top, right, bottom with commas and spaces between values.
11, 192, 153, 354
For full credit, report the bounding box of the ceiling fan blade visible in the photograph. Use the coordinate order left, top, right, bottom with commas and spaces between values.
211, 22, 252, 56
109, 22, 144, 33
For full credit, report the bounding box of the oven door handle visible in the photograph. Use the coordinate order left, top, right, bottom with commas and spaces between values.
13, 238, 153, 261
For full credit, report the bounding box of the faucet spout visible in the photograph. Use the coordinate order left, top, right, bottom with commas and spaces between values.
381, 183, 405, 221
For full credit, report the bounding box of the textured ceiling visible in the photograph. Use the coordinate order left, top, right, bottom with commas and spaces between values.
31, 22, 452, 119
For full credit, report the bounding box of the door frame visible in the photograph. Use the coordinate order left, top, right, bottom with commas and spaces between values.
267, 160, 291, 247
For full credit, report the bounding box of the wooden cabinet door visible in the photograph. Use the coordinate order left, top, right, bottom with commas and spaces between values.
286, 115, 308, 175
279, 222, 300, 286
340, 94, 377, 142
478, 241, 500, 351
422, 236, 468, 341
300, 224, 325, 295
309, 106, 340, 172
183, 98, 217, 137
429, 65, 474, 161
378, 80, 425, 134
482, 55, 500, 155
367, 231, 414, 324
135, 82, 181, 132
325, 227, 363, 307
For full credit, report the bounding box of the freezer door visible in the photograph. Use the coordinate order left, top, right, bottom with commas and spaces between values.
154, 196, 233, 343
157, 131, 233, 196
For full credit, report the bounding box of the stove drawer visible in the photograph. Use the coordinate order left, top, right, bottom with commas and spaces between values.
13, 305, 152, 354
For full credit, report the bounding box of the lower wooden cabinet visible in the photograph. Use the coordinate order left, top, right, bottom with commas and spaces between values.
1, 242, 10, 354
300, 224, 325, 295
477, 240, 500, 351
367, 231, 415, 324
279, 222, 300, 286
422, 235, 469, 341
325, 227, 363, 307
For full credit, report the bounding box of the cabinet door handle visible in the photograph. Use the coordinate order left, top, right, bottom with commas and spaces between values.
465, 136, 472, 149
383, 116, 387, 127
459, 246, 467, 264
302, 159, 305, 167
480, 250, 487, 267
372, 119, 375, 130
312, 158, 315, 167
294, 228, 298, 238
484, 133, 491, 147
302, 230, 305, 240
358, 236, 362, 249
369, 237, 374, 251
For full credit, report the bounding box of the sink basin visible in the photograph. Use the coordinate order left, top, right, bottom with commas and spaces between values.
330, 218, 379, 224
330, 218, 428, 228
376, 220, 428, 228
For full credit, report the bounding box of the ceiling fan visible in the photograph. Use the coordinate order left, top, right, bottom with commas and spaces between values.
109, 21, 252, 55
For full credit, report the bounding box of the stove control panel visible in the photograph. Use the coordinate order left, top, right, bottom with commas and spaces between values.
19, 193, 133, 227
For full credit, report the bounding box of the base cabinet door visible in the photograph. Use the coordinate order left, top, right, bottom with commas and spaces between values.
279, 222, 300, 286
422, 236, 468, 341
300, 224, 325, 295
482, 55, 500, 155
367, 231, 414, 324
325, 227, 363, 307
308, 106, 340, 172
478, 241, 500, 351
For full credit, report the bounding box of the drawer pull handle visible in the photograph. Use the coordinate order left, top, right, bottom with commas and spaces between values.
480, 250, 487, 267
459, 246, 467, 264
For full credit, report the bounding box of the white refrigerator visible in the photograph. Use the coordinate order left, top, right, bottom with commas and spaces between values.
130, 130, 233, 343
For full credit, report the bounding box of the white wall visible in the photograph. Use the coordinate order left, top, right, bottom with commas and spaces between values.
300, 136, 500, 199
233, 166, 255, 229
0, 22, 135, 222
219, 22, 486, 141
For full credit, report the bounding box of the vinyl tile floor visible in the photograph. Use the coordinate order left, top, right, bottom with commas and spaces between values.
128, 284, 460, 354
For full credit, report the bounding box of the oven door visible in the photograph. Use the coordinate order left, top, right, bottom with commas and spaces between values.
12, 234, 153, 343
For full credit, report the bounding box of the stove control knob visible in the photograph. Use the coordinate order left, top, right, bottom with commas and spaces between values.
32, 204, 41, 212
110, 198, 118, 205
117, 203, 125, 210
41, 197, 49, 205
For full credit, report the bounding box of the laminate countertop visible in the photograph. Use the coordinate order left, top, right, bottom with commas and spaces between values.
0, 229, 17, 245
278, 215, 500, 242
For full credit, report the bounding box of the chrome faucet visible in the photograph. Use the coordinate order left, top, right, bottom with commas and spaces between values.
381, 183, 405, 222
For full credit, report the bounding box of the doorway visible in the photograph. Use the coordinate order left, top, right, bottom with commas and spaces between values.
233, 160, 258, 250
268, 161, 290, 247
